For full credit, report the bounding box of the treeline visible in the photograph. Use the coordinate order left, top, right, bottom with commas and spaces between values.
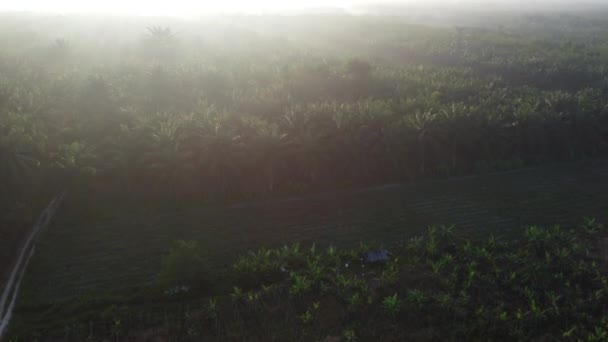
2, 14, 608, 205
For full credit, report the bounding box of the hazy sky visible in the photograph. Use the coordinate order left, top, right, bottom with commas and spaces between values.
0, 0, 374, 15
0, 0, 601, 16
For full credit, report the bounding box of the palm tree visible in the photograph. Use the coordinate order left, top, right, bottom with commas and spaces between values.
0, 111, 42, 206
327, 107, 361, 182
146, 26, 175, 43
180, 114, 244, 200
248, 123, 289, 193
143, 26, 177, 63
438, 103, 480, 175
0, 145, 39, 205
50, 142, 96, 176
405, 111, 446, 176
48, 39, 72, 67
136, 112, 191, 199
281, 106, 334, 186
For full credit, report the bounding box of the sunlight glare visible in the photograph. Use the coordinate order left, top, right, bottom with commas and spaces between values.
1, 0, 366, 16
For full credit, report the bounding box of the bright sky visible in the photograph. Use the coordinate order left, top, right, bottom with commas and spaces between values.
0, 0, 372, 16
3, 1, 589, 16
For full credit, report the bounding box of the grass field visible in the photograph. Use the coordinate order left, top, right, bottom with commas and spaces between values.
15, 159, 608, 309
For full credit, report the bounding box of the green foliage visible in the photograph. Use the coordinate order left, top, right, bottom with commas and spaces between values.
582, 217, 604, 234
4, 13, 608, 210
382, 293, 402, 318
289, 271, 312, 297
299, 302, 320, 325
9, 218, 608, 341
380, 257, 399, 285
6, 10, 608, 341
158, 240, 209, 289
206, 298, 218, 321
343, 328, 357, 342
406, 289, 427, 306
230, 286, 244, 302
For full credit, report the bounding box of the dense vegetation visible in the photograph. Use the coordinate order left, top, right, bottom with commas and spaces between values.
8, 219, 608, 340
4, 9, 608, 340
3, 13, 608, 211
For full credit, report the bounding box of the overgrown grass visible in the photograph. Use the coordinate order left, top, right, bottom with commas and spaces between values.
8, 219, 608, 341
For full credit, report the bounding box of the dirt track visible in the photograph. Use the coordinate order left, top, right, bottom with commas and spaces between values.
17, 159, 608, 305
0, 225, 28, 302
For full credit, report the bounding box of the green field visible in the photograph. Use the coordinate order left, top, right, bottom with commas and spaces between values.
16, 159, 608, 308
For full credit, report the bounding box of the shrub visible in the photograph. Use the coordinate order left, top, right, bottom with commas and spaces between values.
382, 293, 401, 318
158, 240, 209, 289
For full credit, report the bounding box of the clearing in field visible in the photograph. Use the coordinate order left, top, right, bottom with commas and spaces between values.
16, 159, 608, 308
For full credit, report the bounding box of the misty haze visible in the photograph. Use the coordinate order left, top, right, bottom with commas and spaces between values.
2, 1, 608, 341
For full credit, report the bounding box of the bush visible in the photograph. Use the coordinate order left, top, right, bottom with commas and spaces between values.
158, 240, 209, 289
